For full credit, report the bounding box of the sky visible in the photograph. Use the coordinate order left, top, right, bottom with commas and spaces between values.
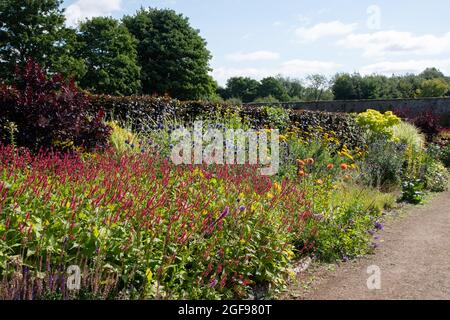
62, 0, 450, 86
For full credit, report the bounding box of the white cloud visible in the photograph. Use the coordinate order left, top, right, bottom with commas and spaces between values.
212, 67, 273, 85
65, 0, 122, 26
295, 21, 358, 42
212, 59, 341, 85
339, 30, 450, 58
280, 59, 342, 74
226, 51, 280, 62
360, 59, 450, 75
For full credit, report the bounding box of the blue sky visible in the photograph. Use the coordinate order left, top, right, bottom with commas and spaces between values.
63, 0, 450, 85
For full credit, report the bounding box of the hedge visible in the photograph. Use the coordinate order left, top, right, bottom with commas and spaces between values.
88, 94, 366, 147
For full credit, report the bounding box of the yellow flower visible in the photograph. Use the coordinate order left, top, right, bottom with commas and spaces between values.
145, 268, 153, 283
239, 239, 246, 245
66, 201, 71, 209
273, 182, 282, 193
266, 192, 274, 200
285, 249, 295, 258
93, 226, 99, 238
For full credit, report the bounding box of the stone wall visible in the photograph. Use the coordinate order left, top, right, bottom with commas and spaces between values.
247, 97, 450, 126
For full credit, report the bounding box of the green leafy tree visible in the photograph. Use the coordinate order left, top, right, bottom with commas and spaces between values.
222, 77, 260, 103
123, 8, 214, 100
257, 77, 289, 101
419, 67, 445, 80
0, 0, 81, 80
277, 76, 304, 100
304, 74, 330, 101
332, 73, 361, 100
416, 78, 450, 98
77, 17, 141, 96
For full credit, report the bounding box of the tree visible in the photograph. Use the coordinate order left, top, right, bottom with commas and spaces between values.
223, 77, 260, 103
332, 73, 360, 100
0, 0, 79, 81
304, 74, 330, 101
123, 8, 214, 100
77, 17, 141, 96
257, 77, 289, 101
419, 68, 445, 80
277, 76, 304, 100
416, 78, 449, 98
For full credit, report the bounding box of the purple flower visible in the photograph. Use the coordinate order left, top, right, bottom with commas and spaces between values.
218, 206, 230, 220
375, 222, 384, 231
314, 214, 324, 221
239, 205, 246, 212
368, 230, 375, 236
209, 279, 218, 288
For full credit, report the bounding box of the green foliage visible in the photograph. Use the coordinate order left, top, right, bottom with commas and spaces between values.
0, 0, 78, 80
424, 160, 449, 192
393, 122, 426, 151
222, 77, 260, 103
304, 74, 331, 101
442, 144, 450, 168
260, 106, 290, 130
416, 78, 449, 98
358, 138, 405, 191
307, 183, 390, 261
356, 109, 401, 140
257, 77, 290, 101
331, 70, 449, 100
401, 180, 425, 204
78, 17, 141, 96
123, 8, 214, 100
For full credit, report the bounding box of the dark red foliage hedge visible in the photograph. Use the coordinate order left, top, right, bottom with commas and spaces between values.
88, 94, 365, 148
0, 60, 111, 151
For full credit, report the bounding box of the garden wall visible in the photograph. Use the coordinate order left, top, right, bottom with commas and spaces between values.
247, 97, 450, 126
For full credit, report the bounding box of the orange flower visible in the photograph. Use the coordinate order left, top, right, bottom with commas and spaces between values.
296, 159, 305, 166
340, 163, 348, 170
327, 164, 334, 170
298, 170, 306, 177
305, 158, 315, 165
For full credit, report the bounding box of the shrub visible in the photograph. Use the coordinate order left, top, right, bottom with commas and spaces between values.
442, 144, 450, 168
393, 122, 425, 151
401, 179, 425, 204
87, 95, 366, 149
356, 109, 401, 140
412, 111, 441, 142
424, 160, 449, 192
0, 59, 111, 151
288, 110, 366, 149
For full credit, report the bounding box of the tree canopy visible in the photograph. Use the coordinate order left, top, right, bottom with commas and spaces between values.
123, 8, 215, 100
77, 17, 141, 96
0, 0, 79, 80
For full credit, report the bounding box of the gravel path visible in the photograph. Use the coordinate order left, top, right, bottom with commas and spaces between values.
289, 191, 450, 300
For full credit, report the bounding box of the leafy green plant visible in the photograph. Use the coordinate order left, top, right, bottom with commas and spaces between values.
261, 105, 290, 131
356, 109, 401, 140
441, 144, 450, 168
424, 160, 449, 192
401, 179, 425, 204
393, 122, 425, 151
